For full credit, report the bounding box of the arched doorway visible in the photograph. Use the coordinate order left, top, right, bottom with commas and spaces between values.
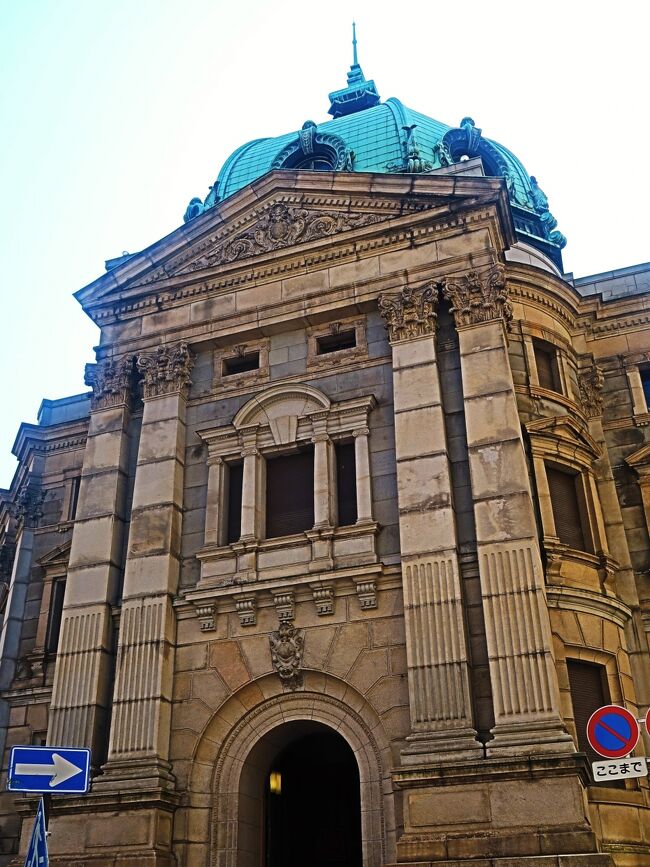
264, 724, 362, 867
203, 676, 394, 867
238, 720, 362, 867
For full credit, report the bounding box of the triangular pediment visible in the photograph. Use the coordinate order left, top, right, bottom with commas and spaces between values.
526, 415, 601, 459
626, 444, 650, 469
38, 540, 71, 570
75, 170, 512, 312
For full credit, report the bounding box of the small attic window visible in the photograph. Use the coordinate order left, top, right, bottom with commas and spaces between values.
223, 352, 260, 377
316, 330, 356, 355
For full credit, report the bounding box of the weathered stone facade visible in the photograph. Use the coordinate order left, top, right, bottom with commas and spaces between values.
2, 76, 650, 867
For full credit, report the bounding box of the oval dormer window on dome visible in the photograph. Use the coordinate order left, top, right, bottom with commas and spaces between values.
271, 124, 350, 174
292, 154, 336, 171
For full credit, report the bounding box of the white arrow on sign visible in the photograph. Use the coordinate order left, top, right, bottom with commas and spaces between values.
15, 752, 83, 787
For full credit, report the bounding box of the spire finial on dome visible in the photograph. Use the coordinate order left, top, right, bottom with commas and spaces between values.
328, 22, 380, 118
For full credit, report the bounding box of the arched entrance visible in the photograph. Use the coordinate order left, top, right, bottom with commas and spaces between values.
262, 722, 362, 867
203, 675, 394, 867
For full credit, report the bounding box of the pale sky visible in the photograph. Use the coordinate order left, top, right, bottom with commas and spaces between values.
0, 0, 648, 487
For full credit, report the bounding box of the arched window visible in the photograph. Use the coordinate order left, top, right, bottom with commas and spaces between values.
292, 154, 336, 171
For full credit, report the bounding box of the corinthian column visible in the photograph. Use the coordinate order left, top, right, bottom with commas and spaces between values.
48, 357, 134, 763
99, 342, 193, 790
379, 284, 480, 761
443, 265, 572, 756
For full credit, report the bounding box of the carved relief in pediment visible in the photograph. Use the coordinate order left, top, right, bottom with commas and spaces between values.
156, 202, 383, 282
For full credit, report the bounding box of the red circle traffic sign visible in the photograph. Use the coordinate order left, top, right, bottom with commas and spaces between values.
587, 705, 639, 759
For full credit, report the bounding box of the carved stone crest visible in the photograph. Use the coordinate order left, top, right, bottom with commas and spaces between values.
269, 622, 304, 690
442, 264, 512, 328
378, 283, 438, 342
179, 204, 382, 273
578, 364, 604, 418
85, 356, 134, 410
136, 342, 194, 399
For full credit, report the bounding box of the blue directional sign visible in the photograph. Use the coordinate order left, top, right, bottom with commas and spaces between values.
23, 797, 48, 867
8, 746, 90, 794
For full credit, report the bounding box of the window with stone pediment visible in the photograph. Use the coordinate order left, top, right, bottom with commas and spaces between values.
198, 383, 376, 547
526, 416, 608, 562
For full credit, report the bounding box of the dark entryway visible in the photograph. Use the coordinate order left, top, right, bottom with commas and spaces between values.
265, 728, 362, 867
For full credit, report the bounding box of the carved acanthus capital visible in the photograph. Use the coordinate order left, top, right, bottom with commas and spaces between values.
442, 264, 512, 328
11, 484, 45, 528
85, 356, 134, 410
137, 342, 194, 399
578, 364, 605, 418
270, 622, 304, 691
378, 283, 438, 342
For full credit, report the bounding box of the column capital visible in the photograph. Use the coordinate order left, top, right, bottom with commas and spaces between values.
442, 264, 512, 329
352, 427, 370, 439
311, 433, 330, 444
241, 447, 259, 458
206, 454, 225, 467
378, 282, 438, 342
85, 356, 134, 410
578, 364, 605, 418
10, 482, 45, 528
136, 341, 194, 399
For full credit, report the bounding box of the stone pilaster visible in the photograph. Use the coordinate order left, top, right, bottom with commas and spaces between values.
352, 427, 373, 523
444, 265, 573, 756
0, 479, 44, 760
204, 456, 225, 545
48, 357, 134, 760
100, 342, 193, 790
310, 411, 334, 528
379, 283, 480, 761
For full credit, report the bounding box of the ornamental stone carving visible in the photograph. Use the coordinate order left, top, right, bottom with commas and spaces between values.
11, 484, 45, 528
442, 264, 512, 328
181, 203, 382, 273
85, 356, 134, 410
136, 342, 194, 398
378, 283, 438, 341
269, 622, 304, 691
579, 364, 605, 418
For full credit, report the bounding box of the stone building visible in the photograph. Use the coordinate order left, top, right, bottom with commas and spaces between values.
1, 46, 650, 867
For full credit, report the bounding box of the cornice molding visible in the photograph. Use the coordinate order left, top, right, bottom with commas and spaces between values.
546, 585, 632, 629
82, 198, 502, 324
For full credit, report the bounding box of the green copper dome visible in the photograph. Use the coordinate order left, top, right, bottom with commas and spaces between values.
184, 36, 566, 268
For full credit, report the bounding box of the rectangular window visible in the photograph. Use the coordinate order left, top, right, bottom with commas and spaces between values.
223, 352, 260, 377
45, 579, 66, 654
546, 465, 591, 552
226, 462, 243, 544
567, 659, 623, 786
68, 476, 81, 520
316, 330, 356, 355
641, 368, 650, 410
265, 449, 314, 538
533, 339, 562, 392
336, 442, 357, 526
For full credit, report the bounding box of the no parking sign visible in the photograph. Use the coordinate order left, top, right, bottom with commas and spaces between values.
586, 705, 639, 759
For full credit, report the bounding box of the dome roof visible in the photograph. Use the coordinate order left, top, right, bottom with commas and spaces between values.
184, 41, 566, 268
